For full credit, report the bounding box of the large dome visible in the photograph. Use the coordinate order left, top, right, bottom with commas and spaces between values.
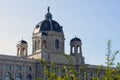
33, 7, 63, 34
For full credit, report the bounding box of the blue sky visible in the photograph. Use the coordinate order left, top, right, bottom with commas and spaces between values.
0, 0, 120, 65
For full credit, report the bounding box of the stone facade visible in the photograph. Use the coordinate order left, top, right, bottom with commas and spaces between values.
0, 55, 36, 80
0, 7, 105, 80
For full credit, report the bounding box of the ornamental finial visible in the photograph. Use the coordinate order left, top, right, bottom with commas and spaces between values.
48, 6, 50, 13
45, 6, 52, 19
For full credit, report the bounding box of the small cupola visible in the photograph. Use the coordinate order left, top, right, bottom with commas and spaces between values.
17, 39, 28, 57
70, 37, 82, 55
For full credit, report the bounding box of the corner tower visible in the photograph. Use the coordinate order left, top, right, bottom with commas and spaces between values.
70, 37, 82, 55
17, 39, 28, 57
70, 37, 84, 64
32, 7, 64, 55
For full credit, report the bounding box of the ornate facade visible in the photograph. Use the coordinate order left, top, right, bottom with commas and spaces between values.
0, 7, 105, 80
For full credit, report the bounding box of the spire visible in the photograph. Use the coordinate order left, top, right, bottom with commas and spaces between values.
48, 6, 50, 13
45, 6, 52, 20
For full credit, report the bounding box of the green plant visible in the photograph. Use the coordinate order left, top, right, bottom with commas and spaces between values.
104, 40, 119, 80
36, 39, 120, 80
36, 56, 79, 80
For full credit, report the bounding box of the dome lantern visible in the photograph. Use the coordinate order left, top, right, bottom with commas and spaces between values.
45, 7, 52, 20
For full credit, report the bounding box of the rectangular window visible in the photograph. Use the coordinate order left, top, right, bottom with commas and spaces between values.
6, 64, 11, 70
16, 65, 22, 71
26, 67, 32, 71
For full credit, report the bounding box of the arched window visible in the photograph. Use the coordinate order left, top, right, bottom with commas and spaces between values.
27, 74, 32, 80
38, 40, 40, 49
5, 72, 11, 80
16, 73, 22, 80
77, 46, 80, 53
43, 40, 47, 48
22, 48, 26, 55
55, 39, 59, 49
18, 48, 20, 56
72, 47, 75, 53
35, 41, 37, 50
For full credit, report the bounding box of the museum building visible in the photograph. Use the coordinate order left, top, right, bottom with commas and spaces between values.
0, 7, 105, 80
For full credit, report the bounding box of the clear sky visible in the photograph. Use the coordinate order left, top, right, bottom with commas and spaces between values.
0, 0, 120, 65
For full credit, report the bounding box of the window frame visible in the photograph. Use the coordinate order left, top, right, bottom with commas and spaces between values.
55, 39, 59, 49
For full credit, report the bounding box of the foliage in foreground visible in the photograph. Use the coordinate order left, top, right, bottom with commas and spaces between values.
36, 58, 78, 80
36, 40, 120, 80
